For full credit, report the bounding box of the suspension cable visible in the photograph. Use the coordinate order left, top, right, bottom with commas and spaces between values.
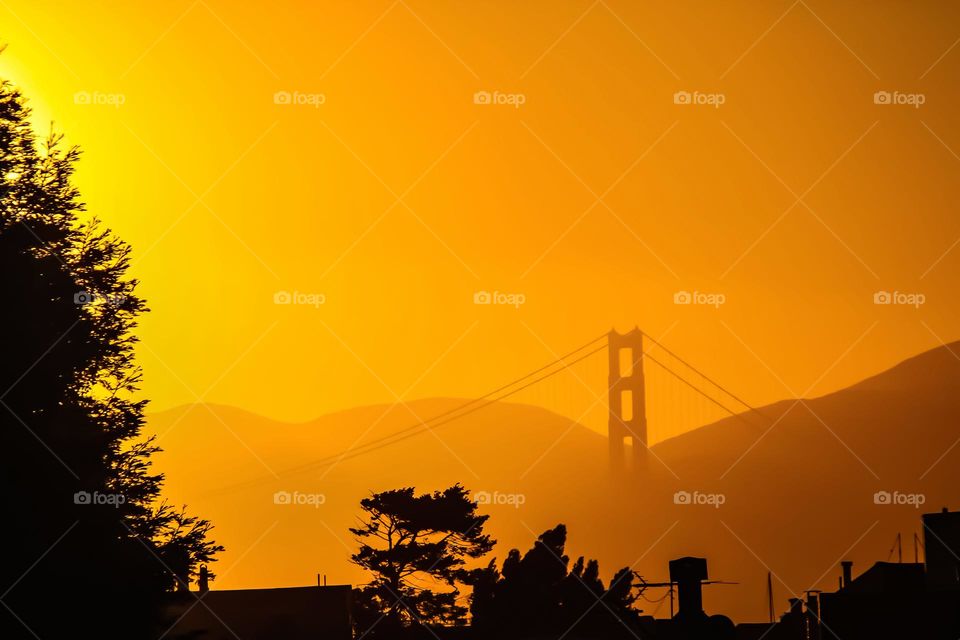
641, 330, 766, 420
211, 339, 608, 494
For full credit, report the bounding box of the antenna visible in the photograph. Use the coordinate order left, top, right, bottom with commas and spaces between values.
767, 571, 774, 623
886, 533, 903, 562
631, 571, 736, 621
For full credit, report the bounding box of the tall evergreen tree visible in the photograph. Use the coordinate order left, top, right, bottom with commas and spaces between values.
0, 75, 221, 638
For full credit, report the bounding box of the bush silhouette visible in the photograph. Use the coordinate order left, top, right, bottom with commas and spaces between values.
467, 524, 643, 638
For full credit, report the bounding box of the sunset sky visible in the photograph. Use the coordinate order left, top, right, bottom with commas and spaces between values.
3, 0, 960, 440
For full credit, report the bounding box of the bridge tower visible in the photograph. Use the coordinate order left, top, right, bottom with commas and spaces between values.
608, 328, 647, 475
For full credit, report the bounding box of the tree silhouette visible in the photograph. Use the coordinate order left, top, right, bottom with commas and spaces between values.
350, 484, 494, 635
468, 524, 643, 638
0, 75, 222, 638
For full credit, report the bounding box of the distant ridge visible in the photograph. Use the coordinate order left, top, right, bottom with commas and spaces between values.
149, 341, 960, 623
848, 340, 960, 393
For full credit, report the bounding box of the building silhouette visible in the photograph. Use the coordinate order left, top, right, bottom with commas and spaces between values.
735, 508, 960, 640
168, 584, 352, 640
639, 508, 960, 640
162, 508, 960, 639
643, 556, 737, 639
814, 507, 960, 640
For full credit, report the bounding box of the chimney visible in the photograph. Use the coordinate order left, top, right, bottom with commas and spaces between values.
841, 561, 853, 588
198, 565, 210, 593
669, 557, 708, 621
923, 507, 960, 591
805, 591, 820, 621
788, 598, 802, 614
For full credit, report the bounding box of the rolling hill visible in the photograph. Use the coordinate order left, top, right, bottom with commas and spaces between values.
149, 341, 960, 622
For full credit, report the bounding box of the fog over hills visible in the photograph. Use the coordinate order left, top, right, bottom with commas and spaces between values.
150, 341, 960, 622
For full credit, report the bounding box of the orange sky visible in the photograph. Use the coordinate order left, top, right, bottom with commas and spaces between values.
3, 0, 960, 440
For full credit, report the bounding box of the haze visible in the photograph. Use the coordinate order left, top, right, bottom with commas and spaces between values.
2, 0, 959, 441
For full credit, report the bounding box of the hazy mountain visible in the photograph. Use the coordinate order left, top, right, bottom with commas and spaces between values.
646, 340, 960, 619
149, 341, 960, 623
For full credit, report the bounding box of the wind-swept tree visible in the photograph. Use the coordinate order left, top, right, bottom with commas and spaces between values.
0, 73, 221, 638
350, 485, 495, 635
467, 524, 643, 638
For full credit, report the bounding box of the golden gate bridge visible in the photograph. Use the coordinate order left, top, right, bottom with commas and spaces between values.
220, 328, 767, 492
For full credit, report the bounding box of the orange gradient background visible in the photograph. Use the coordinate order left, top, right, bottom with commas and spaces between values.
2, 0, 960, 438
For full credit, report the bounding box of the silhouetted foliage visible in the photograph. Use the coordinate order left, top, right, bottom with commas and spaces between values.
466, 524, 643, 639
0, 75, 222, 638
350, 484, 494, 636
